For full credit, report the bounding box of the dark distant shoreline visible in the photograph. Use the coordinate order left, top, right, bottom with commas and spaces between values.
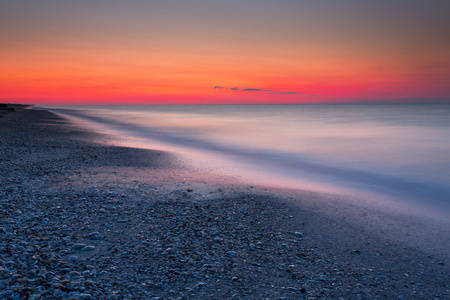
30, 101, 450, 107
0, 103, 20, 114
1, 106, 448, 299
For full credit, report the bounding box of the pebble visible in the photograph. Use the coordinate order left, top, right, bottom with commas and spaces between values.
72, 243, 87, 250
86, 265, 95, 271
69, 271, 81, 277
81, 245, 96, 251
87, 232, 103, 240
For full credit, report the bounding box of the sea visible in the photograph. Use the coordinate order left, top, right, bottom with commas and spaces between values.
41, 104, 450, 218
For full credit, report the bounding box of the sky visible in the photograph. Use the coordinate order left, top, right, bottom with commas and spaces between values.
1, 0, 450, 105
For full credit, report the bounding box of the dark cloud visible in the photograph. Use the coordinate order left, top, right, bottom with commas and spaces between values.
241, 88, 270, 92
214, 86, 301, 95
277, 91, 300, 95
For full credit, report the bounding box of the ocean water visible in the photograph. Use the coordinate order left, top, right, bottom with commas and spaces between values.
42, 104, 450, 215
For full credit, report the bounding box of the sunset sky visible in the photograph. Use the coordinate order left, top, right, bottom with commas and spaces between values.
1, 0, 450, 105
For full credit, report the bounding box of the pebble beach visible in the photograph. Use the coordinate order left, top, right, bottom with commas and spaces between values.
1, 105, 449, 299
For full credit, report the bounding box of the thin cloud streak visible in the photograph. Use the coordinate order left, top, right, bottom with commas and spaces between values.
241, 88, 270, 92
214, 86, 301, 95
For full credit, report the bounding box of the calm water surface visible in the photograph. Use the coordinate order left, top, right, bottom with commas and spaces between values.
42, 104, 450, 215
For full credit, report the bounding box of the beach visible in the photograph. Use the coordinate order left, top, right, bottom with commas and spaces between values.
1, 106, 448, 299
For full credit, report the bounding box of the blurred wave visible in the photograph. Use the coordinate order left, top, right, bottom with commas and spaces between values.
43, 104, 450, 212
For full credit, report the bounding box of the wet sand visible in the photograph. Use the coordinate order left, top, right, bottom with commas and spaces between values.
1, 106, 448, 299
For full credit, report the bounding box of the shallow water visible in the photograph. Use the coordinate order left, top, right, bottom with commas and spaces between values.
42, 104, 450, 215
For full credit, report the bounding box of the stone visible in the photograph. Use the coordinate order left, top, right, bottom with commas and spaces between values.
71, 243, 87, 251
69, 271, 81, 277
87, 232, 103, 240
68, 255, 78, 263
81, 246, 96, 251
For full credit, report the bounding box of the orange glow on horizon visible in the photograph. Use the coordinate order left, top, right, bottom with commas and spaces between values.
3, 44, 449, 105
1, 1, 449, 105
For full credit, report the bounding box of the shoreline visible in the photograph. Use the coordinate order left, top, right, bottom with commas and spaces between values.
1, 106, 448, 299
